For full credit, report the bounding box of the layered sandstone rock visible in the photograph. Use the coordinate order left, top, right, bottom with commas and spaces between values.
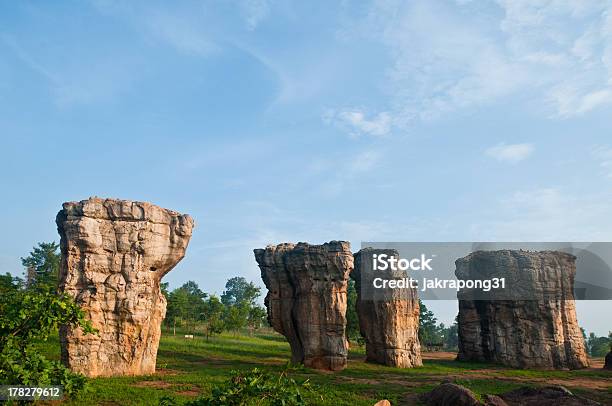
254, 241, 353, 371
420, 382, 484, 406
56, 197, 194, 377
455, 250, 589, 369
352, 248, 422, 367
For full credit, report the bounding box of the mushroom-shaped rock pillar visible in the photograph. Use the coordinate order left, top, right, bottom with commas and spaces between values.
352, 248, 422, 368
56, 197, 194, 377
254, 241, 353, 371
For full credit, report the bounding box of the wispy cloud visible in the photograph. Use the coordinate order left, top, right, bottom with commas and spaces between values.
470, 186, 612, 241
328, 0, 612, 132
2, 34, 136, 107
485, 142, 534, 164
91, 1, 216, 56
497, 0, 612, 118
324, 108, 392, 137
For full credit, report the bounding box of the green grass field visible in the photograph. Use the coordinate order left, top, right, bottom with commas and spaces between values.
37, 330, 611, 405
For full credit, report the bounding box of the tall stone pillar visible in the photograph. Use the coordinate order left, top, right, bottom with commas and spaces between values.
352, 248, 422, 368
56, 197, 194, 377
254, 241, 353, 371
456, 250, 589, 369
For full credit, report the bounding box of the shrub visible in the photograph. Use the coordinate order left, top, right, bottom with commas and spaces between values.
185, 368, 317, 406
0, 288, 96, 398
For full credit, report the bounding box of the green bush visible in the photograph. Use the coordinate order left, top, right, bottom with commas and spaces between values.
0, 288, 96, 398
185, 368, 317, 406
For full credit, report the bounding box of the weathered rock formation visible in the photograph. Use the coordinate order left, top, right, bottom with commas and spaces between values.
420, 382, 484, 406
56, 197, 194, 377
352, 248, 422, 368
254, 241, 353, 371
456, 250, 589, 369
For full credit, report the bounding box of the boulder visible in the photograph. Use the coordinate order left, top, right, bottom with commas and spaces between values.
456, 250, 589, 369
604, 350, 612, 370
254, 241, 353, 371
420, 382, 482, 406
56, 197, 194, 377
352, 248, 422, 368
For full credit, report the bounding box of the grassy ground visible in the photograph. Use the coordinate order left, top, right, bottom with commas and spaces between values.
38, 330, 611, 406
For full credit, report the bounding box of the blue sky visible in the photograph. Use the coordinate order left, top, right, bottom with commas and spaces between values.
1, 0, 611, 335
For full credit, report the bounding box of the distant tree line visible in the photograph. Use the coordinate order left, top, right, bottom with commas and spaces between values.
581, 328, 612, 357
162, 277, 268, 340
418, 300, 458, 351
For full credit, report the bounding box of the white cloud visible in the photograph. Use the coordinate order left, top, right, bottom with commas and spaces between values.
485, 143, 534, 163
547, 85, 612, 118
324, 109, 392, 137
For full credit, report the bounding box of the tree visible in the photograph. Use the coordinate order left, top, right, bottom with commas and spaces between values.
587, 332, 611, 357
442, 318, 459, 351
166, 288, 191, 335
223, 304, 249, 335
0, 272, 23, 294
419, 300, 442, 347
247, 305, 267, 335
345, 279, 360, 343
165, 281, 207, 335
200, 295, 225, 341
219, 277, 264, 336
180, 280, 207, 301
21, 242, 60, 291
0, 287, 96, 397
160, 282, 170, 298
221, 277, 261, 307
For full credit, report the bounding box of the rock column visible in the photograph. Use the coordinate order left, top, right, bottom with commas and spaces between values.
254, 241, 353, 371
352, 248, 422, 367
56, 197, 194, 377
455, 250, 589, 369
